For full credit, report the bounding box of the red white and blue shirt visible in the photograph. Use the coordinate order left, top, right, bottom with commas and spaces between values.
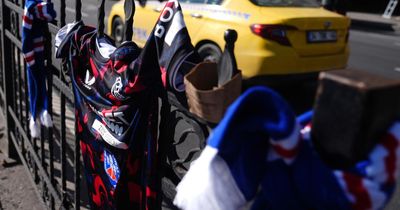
55, 0, 199, 209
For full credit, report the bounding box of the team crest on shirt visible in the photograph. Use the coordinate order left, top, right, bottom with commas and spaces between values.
111, 77, 126, 100
104, 149, 120, 188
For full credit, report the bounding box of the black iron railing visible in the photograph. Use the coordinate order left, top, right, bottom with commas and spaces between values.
0, 0, 209, 209
0, 0, 88, 209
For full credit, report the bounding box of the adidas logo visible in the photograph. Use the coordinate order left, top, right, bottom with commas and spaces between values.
83, 70, 95, 89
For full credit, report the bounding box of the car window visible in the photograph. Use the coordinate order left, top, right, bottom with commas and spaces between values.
251, 0, 319, 7
206, 0, 223, 4
163, 0, 222, 4
185, 0, 207, 3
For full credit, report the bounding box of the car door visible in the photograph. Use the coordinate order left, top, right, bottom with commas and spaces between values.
179, 0, 208, 40
133, 0, 165, 47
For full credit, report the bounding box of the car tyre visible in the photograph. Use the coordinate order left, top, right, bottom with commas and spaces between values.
112, 17, 124, 44
197, 43, 222, 63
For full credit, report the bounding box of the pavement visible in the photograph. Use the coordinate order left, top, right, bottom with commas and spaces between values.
348, 11, 400, 33
0, 114, 45, 210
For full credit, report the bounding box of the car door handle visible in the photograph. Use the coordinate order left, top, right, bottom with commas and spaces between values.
190, 13, 203, 19
153, 7, 162, 12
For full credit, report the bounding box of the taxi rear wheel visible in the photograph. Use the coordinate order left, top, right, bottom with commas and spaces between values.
112, 17, 124, 44
197, 43, 221, 63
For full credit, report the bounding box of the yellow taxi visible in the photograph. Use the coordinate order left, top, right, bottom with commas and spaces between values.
107, 0, 350, 79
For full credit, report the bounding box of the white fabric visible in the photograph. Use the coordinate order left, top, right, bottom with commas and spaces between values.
366, 145, 388, 183
269, 122, 301, 150
55, 22, 79, 53
165, 11, 185, 46
96, 38, 116, 59
29, 116, 40, 138
40, 110, 53, 127
362, 179, 386, 210
174, 146, 247, 210
91, 119, 128, 149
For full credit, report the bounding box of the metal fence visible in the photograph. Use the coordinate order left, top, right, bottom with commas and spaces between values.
0, 0, 84, 208
0, 0, 210, 209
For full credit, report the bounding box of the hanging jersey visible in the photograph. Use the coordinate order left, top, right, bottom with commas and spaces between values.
55, 0, 199, 209
151, 0, 201, 107
55, 21, 159, 209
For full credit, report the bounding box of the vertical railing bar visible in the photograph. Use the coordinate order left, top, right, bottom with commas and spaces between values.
75, 0, 82, 22
74, 123, 80, 210
45, 33, 55, 210
23, 63, 29, 157
16, 51, 21, 123
40, 125, 46, 202
97, 0, 105, 37
23, 62, 30, 139
11, 42, 21, 151
59, 0, 66, 179
12, 44, 20, 146
58, 0, 68, 208
60, 1, 71, 208
19, 54, 26, 156
60, 0, 66, 27
40, 0, 55, 205
1, 0, 19, 161
70, 0, 80, 193
75, 1, 82, 209
60, 69, 67, 201
16, 44, 27, 163
11, 44, 16, 119
18, 53, 25, 130
16, 0, 22, 135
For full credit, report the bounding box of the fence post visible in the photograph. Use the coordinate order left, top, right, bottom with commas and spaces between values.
0, 0, 18, 160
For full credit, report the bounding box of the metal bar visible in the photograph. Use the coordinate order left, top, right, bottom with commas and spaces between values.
23, 61, 30, 139
60, 0, 66, 27
48, 23, 60, 36
60, 88, 67, 196
8, 106, 62, 203
1, 0, 19, 158
97, 0, 105, 37
58, 0, 68, 200
40, 127, 46, 204
52, 76, 74, 103
76, 0, 82, 21
3, 0, 24, 15
123, 0, 135, 42
70, 1, 82, 205
74, 121, 81, 210
0, 89, 4, 104
41, 130, 45, 166
45, 38, 56, 210
17, 50, 23, 128
11, 45, 17, 120
4, 29, 22, 49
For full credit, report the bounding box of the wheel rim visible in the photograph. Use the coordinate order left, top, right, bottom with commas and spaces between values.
198, 44, 221, 63
203, 54, 219, 63
113, 20, 123, 43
